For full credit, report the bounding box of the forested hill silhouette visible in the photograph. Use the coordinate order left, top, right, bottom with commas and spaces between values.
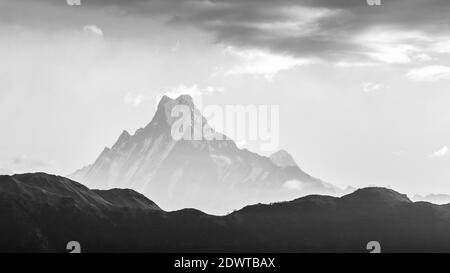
1, 173, 450, 253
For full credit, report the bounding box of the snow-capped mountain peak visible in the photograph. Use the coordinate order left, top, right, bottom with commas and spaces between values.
70, 95, 342, 214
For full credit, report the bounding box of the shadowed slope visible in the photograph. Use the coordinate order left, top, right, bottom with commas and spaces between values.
2, 173, 450, 253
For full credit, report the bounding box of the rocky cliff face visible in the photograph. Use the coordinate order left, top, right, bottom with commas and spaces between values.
71, 95, 341, 214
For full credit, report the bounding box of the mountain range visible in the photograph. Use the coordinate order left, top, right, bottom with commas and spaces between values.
70, 95, 342, 214
2, 173, 450, 253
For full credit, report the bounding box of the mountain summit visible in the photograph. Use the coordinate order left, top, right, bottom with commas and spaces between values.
270, 150, 298, 168
71, 95, 342, 214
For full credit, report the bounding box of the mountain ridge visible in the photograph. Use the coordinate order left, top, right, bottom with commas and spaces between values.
269, 149, 298, 168
2, 172, 450, 252
70, 94, 342, 214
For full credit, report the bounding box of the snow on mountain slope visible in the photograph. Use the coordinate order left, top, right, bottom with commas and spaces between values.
70, 95, 342, 214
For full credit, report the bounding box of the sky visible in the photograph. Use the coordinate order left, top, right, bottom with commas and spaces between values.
1, 0, 450, 196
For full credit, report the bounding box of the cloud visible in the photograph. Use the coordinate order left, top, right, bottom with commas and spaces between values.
366, 44, 419, 64
429, 146, 449, 158
433, 39, 450, 54
0, 25, 182, 110
8, 0, 450, 65
283, 180, 304, 191
9, 155, 56, 172
164, 84, 224, 98
153, 84, 225, 105
142, 84, 224, 110
223, 47, 314, 81
361, 82, 386, 93
406, 66, 450, 81
171, 40, 181, 52
335, 61, 378, 68
414, 53, 432, 62
124, 93, 153, 107
392, 150, 406, 157
124, 85, 224, 108
355, 28, 432, 64
83, 25, 103, 37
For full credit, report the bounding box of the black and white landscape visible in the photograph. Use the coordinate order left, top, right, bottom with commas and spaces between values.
2, 0, 450, 253
1, 95, 450, 253
3, 172, 450, 253
70, 95, 342, 215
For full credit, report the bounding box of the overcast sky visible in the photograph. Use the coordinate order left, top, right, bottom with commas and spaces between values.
1, 0, 450, 196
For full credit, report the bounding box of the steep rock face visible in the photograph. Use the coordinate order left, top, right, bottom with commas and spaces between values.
71, 95, 341, 214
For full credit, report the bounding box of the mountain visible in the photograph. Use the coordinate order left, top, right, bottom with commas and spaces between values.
269, 149, 297, 168
71, 95, 341, 214
93, 188, 161, 210
3, 173, 450, 253
0, 173, 162, 252
0, 173, 160, 211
